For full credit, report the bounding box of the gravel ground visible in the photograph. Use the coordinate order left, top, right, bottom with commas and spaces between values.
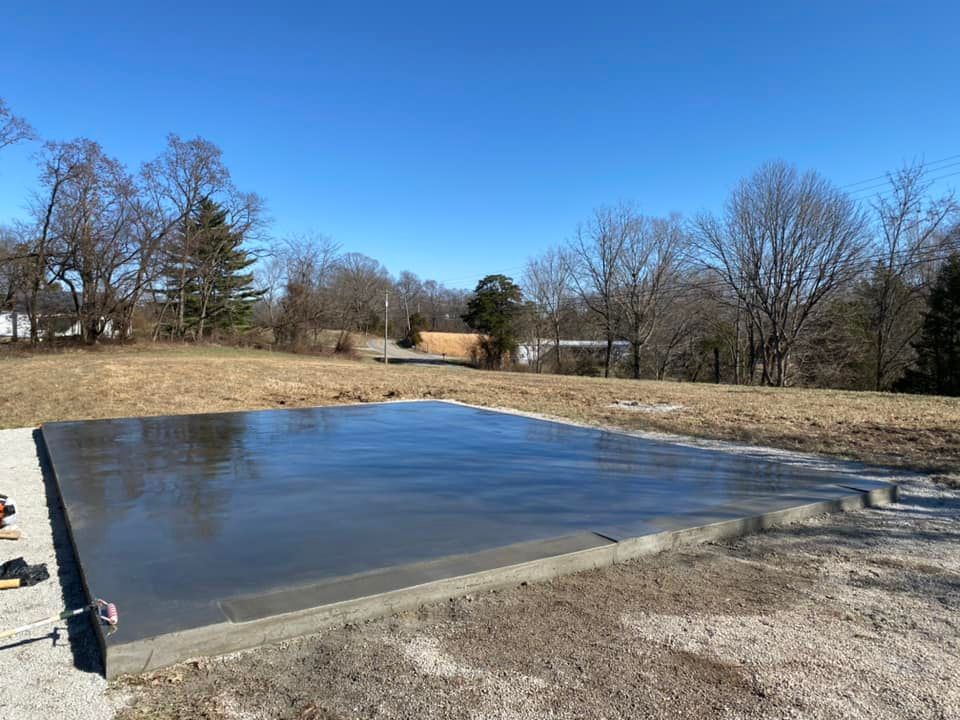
0, 428, 115, 720
2, 426, 958, 719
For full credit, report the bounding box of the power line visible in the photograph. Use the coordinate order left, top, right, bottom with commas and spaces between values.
433, 264, 528, 289
432, 155, 960, 290
549, 238, 960, 312
839, 153, 960, 190
848, 168, 960, 200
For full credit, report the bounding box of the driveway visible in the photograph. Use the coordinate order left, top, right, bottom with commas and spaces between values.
366, 338, 466, 366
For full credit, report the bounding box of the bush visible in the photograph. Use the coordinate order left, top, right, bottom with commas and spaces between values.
470, 335, 511, 370
334, 330, 355, 356
401, 311, 429, 348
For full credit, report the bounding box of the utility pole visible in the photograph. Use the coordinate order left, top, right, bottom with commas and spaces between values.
383, 291, 389, 366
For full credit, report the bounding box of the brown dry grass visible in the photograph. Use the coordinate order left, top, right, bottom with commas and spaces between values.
1, 343, 958, 472
417, 332, 480, 357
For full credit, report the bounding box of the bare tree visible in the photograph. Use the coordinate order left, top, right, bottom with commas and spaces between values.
44, 140, 144, 343
140, 134, 232, 338
0, 226, 29, 336
0, 98, 35, 153
395, 270, 423, 334
331, 252, 391, 340
523, 246, 571, 372
271, 231, 341, 347
115, 190, 169, 338
21, 141, 87, 341
568, 205, 630, 377
517, 285, 549, 373
695, 161, 869, 386
421, 279, 441, 329
0, 227, 20, 302
862, 162, 957, 389
13, 140, 159, 344
416, 279, 469, 332
647, 273, 707, 380
615, 213, 687, 378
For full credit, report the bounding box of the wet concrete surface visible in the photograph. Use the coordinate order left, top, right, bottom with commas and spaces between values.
41, 401, 888, 658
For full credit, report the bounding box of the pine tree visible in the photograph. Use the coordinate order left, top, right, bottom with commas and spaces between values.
166, 199, 262, 338
462, 274, 523, 368
902, 254, 960, 395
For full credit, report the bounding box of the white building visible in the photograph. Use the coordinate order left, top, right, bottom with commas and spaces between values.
516, 339, 630, 365
0, 311, 112, 340
0, 312, 31, 339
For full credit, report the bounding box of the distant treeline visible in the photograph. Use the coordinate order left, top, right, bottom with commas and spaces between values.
1, 98, 958, 393
518, 161, 959, 393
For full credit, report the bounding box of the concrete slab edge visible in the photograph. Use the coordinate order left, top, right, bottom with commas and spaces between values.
36, 427, 108, 674
104, 482, 897, 680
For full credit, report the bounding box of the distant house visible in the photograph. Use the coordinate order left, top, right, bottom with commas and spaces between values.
0, 311, 30, 340
1, 290, 77, 341
0, 309, 115, 341
516, 339, 630, 366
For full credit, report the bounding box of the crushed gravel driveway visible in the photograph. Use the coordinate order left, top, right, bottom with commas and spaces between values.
0, 428, 114, 720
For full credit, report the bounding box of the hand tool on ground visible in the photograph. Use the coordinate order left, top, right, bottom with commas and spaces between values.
0, 598, 118, 641
0, 557, 49, 589
0, 494, 16, 528
0, 529, 21, 540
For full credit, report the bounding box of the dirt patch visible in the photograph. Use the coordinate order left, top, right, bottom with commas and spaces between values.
610, 400, 685, 413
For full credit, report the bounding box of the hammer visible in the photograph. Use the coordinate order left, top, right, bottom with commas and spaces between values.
0, 557, 49, 590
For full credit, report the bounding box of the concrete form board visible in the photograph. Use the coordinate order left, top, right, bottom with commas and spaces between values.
39, 400, 898, 678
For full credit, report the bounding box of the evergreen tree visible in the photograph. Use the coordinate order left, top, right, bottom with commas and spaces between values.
165, 198, 262, 338
462, 274, 523, 367
901, 254, 960, 395
402, 311, 429, 347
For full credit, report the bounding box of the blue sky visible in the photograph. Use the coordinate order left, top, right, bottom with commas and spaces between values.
1, 1, 957, 288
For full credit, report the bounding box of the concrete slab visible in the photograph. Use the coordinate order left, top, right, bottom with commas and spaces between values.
220, 532, 613, 622
40, 400, 898, 678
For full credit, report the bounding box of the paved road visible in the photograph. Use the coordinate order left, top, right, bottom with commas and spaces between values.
366, 338, 463, 365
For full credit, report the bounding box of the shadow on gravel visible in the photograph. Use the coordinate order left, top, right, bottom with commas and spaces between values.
770, 486, 960, 547
0, 626, 62, 651
33, 429, 104, 675
784, 519, 960, 548
725, 483, 960, 610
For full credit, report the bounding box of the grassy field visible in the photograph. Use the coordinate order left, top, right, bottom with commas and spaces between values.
416, 331, 480, 357
1, 343, 958, 472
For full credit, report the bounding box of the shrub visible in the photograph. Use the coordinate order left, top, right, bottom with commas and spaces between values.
334, 330, 355, 356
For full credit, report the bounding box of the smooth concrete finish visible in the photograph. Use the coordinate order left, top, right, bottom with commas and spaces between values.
221, 531, 614, 622
40, 400, 899, 678
103, 486, 897, 679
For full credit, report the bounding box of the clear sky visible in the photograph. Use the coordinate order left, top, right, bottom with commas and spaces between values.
1, 1, 957, 289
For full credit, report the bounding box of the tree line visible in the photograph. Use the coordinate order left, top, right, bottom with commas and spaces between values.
0, 99, 267, 343
2, 97, 959, 394
255, 233, 470, 352
514, 160, 959, 393
0, 98, 468, 350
